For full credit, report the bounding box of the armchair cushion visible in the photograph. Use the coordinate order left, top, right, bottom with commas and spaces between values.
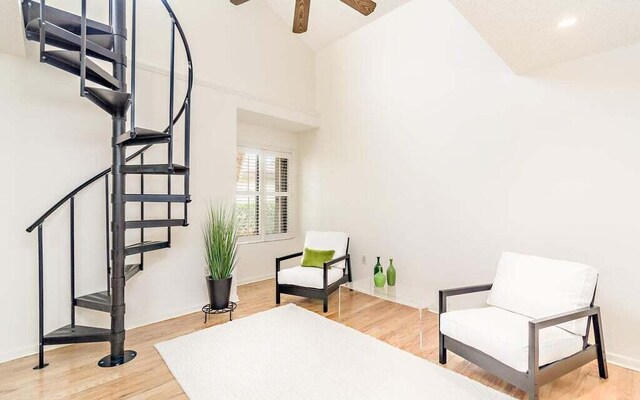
440, 307, 583, 372
278, 266, 344, 289
487, 252, 598, 336
304, 231, 348, 268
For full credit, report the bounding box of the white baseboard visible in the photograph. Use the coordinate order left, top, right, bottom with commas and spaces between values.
0, 345, 41, 365
0, 302, 205, 365
126, 303, 204, 332
237, 273, 275, 286
607, 352, 640, 372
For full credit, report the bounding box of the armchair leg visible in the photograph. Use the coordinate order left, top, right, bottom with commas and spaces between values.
439, 333, 447, 364
593, 311, 609, 379
323, 297, 328, 313
527, 386, 539, 400
275, 260, 281, 305
438, 291, 447, 364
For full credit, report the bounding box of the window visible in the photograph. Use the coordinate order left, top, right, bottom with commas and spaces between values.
236, 146, 292, 242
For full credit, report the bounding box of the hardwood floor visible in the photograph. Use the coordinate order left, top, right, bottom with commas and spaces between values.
0, 279, 637, 399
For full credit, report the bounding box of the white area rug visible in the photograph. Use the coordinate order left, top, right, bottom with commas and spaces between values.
155, 304, 513, 400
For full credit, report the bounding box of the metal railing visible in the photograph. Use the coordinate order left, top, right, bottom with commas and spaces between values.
27, 0, 193, 368
27, 0, 194, 233
80, 0, 87, 96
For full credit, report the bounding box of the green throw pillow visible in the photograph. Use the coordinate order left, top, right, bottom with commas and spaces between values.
301, 247, 336, 269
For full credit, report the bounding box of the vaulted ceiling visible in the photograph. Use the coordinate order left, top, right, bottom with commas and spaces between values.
450, 0, 640, 73
264, 0, 640, 73
4, 0, 640, 74
264, 0, 411, 51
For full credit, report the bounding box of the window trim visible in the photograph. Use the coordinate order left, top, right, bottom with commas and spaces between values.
236, 145, 295, 245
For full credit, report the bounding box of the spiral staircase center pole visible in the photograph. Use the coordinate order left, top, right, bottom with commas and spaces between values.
99, 0, 135, 367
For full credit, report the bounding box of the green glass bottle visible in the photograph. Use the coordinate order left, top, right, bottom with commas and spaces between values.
387, 258, 396, 286
373, 256, 383, 275
374, 271, 386, 288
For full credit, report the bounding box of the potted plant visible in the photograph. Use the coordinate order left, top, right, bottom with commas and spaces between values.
203, 204, 238, 310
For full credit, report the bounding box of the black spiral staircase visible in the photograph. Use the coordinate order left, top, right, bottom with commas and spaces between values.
22, 0, 193, 369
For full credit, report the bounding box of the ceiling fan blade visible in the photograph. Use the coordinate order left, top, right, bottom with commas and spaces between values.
340, 0, 376, 16
292, 0, 311, 34
230, 0, 251, 5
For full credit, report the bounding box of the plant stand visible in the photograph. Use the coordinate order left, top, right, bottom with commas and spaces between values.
202, 302, 237, 323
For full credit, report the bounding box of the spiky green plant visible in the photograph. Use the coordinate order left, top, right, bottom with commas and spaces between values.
203, 204, 238, 280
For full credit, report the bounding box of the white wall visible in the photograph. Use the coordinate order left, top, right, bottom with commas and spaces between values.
15, 0, 317, 114
236, 122, 304, 284
300, 0, 640, 368
0, 0, 26, 57
137, 0, 317, 114
0, 0, 316, 363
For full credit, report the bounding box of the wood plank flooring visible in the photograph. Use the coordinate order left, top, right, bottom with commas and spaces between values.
0, 279, 637, 399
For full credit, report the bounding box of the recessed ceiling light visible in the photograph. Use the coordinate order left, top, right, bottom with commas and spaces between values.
557, 17, 577, 29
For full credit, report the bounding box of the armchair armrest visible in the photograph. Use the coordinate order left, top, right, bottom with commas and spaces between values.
275, 251, 303, 272
276, 251, 303, 263
528, 306, 602, 374
321, 254, 350, 289
323, 254, 350, 268
530, 306, 599, 330
439, 283, 493, 314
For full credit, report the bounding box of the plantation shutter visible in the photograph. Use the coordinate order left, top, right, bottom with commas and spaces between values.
236, 150, 260, 238
264, 155, 289, 237
236, 147, 293, 242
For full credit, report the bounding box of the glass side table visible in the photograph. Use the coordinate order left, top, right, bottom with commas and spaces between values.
339, 278, 430, 348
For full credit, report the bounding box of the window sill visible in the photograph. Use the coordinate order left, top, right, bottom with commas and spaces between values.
238, 236, 295, 246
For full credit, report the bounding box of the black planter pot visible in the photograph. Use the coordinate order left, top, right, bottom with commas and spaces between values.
206, 276, 233, 310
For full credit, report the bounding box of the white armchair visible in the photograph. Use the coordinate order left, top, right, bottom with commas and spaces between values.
276, 231, 352, 312
439, 252, 608, 400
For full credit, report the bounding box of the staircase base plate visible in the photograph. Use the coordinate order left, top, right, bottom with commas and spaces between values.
98, 350, 137, 368
33, 363, 49, 370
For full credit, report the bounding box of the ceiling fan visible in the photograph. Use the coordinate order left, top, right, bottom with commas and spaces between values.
230, 0, 377, 34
